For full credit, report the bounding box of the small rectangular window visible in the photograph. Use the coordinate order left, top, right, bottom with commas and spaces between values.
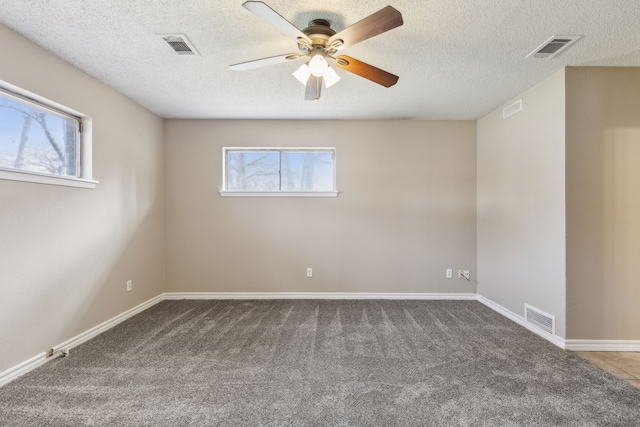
1, 88, 79, 176
221, 147, 337, 197
0, 81, 96, 189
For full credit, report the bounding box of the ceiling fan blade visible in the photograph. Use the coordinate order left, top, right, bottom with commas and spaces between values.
305, 75, 322, 100
242, 1, 312, 45
230, 54, 301, 71
327, 6, 403, 50
334, 55, 399, 88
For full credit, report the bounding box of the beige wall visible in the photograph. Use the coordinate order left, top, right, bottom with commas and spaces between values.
165, 120, 476, 294
0, 24, 165, 372
477, 70, 567, 337
565, 67, 640, 340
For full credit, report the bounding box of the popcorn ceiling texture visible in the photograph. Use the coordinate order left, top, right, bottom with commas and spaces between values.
1, 0, 639, 120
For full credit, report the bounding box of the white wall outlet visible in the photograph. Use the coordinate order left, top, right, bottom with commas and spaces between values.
306, 268, 313, 278
458, 270, 470, 280
126, 280, 132, 292
446, 269, 453, 279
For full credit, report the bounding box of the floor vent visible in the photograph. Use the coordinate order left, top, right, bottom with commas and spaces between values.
524, 304, 555, 335
526, 35, 581, 59
160, 34, 199, 56
503, 99, 522, 119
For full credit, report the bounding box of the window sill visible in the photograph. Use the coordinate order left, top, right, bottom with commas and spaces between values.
0, 168, 99, 189
219, 191, 339, 198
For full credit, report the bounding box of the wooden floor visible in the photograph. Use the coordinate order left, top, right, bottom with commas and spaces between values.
575, 352, 640, 389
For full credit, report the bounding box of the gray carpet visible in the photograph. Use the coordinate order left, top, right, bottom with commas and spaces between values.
1, 300, 639, 426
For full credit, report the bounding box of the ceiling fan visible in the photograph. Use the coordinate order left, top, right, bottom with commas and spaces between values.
229, 2, 403, 100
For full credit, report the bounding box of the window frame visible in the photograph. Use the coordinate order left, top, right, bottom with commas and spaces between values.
0, 80, 98, 189
220, 147, 338, 197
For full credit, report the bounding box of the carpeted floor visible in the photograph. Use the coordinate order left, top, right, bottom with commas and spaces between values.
1, 300, 639, 426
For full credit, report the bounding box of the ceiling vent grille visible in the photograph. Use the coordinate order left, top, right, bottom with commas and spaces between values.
526, 35, 581, 59
160, 34, 200, 56
525, 304, 555, 335
503, 99, 522, 119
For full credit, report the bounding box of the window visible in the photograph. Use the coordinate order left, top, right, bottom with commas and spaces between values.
221, 148, 337, 197
0, 81, 96, 188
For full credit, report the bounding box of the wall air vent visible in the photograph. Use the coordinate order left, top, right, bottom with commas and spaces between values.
503, 99, 523, 119
526, 35, 581, 59
525, 304, 555, 335
160, 34, 200, 56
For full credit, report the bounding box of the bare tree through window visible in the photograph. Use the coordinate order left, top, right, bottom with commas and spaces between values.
281, 151, 333, 191
225, 149, 334, 192
0, 90, 79, 177
227, 151, 280, 190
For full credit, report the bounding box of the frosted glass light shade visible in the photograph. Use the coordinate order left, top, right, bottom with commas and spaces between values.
293, 63, 311, 85
323, 67, 341, 88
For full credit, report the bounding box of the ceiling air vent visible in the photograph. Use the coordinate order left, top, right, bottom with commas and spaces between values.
526, 35, 581, 59
503, 99, 522, 119
160, 34, 200, 56
525, 304, 555, 335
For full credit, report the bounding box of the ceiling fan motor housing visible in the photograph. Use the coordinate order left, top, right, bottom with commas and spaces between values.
299, 19, 342, 54
306, 19, 333, 33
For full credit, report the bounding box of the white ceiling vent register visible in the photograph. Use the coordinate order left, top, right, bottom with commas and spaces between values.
160, 34, 200, 56
526, 35, 581, 59
503, 99, 522, 119
524, 304, 555, 335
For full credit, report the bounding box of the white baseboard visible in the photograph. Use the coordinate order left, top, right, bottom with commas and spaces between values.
0, 294, 164, 388
51, 294, 165, 355
163, 292, 478, 300
0, 352, 48, 388
564, 340, 640, 352
477, 294, 566, 349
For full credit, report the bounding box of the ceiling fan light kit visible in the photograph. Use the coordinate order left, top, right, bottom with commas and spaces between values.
229, 1, 403, 100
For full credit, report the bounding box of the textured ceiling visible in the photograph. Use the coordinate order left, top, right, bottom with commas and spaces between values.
1, 0, 639, 120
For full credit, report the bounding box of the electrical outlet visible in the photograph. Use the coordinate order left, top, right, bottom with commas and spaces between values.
458, 270, 470, 280
446, 269, 453, 279
126, 280, 132, 292
306, 268, 313, 278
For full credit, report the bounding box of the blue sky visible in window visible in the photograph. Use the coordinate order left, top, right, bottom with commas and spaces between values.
0, 95, 76, 176
226, 150, 334, 191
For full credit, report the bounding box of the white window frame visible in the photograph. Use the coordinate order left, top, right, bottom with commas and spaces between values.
0, 80, 98, 189
220, 147, 338, 197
